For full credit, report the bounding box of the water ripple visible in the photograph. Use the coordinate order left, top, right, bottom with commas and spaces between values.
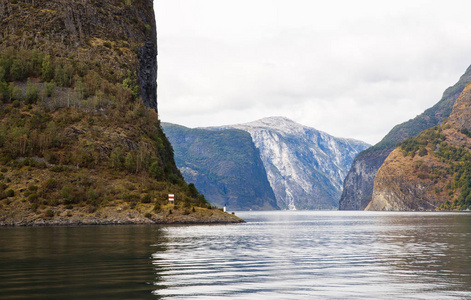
1, 211, 471, 299
151, 211, 471, 299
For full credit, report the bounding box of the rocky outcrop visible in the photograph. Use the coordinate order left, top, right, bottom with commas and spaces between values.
368, 84, 471, 211
339, 149, 390, 210
340, 65, 471, 210
367, 149, 444, 211
1, 201, 243, 226
448, 84, 471, 132
139, 39, 158, 111
137, 4, 158, 111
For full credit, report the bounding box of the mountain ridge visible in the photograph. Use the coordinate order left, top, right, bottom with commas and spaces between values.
368, 83, 471, 211
339, 64, 471, 210
162, 122, 279, 211
164, 116, 369, 210
216, 116, 368, 144
227, 117, 370, 209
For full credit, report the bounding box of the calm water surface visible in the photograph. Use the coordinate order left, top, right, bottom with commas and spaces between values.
1, 211, 471, 299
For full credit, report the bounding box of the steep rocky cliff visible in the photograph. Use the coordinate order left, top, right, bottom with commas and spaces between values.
226, 117, 370, 210
164, 117, 369, 210
162, 123, 279, 211
0, 0, 241, 225
340, 65, 471, 210
338, 148, 390, 210
368, 84, 471, 211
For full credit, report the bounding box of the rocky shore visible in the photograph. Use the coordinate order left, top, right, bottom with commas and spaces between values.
0, 201, 244, 226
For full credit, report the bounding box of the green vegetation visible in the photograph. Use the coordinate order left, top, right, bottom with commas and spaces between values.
398, 126, 445, 158
0, 46, 210, 215
398, 124, 471, 210
460, 128, 471, 138
340, 65, 471, 210
436, 143, 471, 210
45, 209, 54, 218
0, 0, 240, 224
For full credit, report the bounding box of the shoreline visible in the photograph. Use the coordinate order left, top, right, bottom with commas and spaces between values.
0, 201, 245, 227
0, 220, 245, 227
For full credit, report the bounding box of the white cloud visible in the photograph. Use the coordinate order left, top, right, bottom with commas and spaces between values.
155, 0, 471, 144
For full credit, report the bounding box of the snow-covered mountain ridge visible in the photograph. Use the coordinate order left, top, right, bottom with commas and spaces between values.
218, 117, 370, 209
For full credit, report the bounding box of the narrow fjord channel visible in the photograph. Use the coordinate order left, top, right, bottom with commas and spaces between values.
1, 211, 471, 299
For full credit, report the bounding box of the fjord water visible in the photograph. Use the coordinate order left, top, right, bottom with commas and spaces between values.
1, 212, 471, 299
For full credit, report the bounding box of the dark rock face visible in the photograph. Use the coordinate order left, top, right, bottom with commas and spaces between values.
162, 123, 279, 211
139, 37, 158, 111
138, 11, 158, 111
339, 65, 471, 210
339, 149, 390, 210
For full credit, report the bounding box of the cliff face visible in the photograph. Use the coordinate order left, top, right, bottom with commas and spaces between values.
340, 65, 471, 210
0, 0, 157, 109
226, 117, 370, 210
368, 84, 471, 211
162, 123, 279, 211
0, 0, 242, 225
338, 149, 389, 210
138, 38, 158, 111
367, 148, 445, 211
164, 117, 369, 210
448, 85, 471, 132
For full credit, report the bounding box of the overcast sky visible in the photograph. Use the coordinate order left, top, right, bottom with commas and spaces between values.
154, 0, 471, 145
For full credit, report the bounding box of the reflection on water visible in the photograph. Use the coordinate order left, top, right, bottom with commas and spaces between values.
0, 225, 165, 299
372, 213, 471, 298
152, 211, 471, 299
1, 212, 471, 299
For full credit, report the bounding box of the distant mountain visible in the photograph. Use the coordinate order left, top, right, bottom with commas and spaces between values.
164, 117, 369, 210
162, 123, 278, 211
368, 83, 471, 211
339, 65, 471, 210
225, 117, 370, 209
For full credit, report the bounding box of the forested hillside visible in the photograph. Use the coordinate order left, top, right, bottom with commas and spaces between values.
0, 0, 241, 225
